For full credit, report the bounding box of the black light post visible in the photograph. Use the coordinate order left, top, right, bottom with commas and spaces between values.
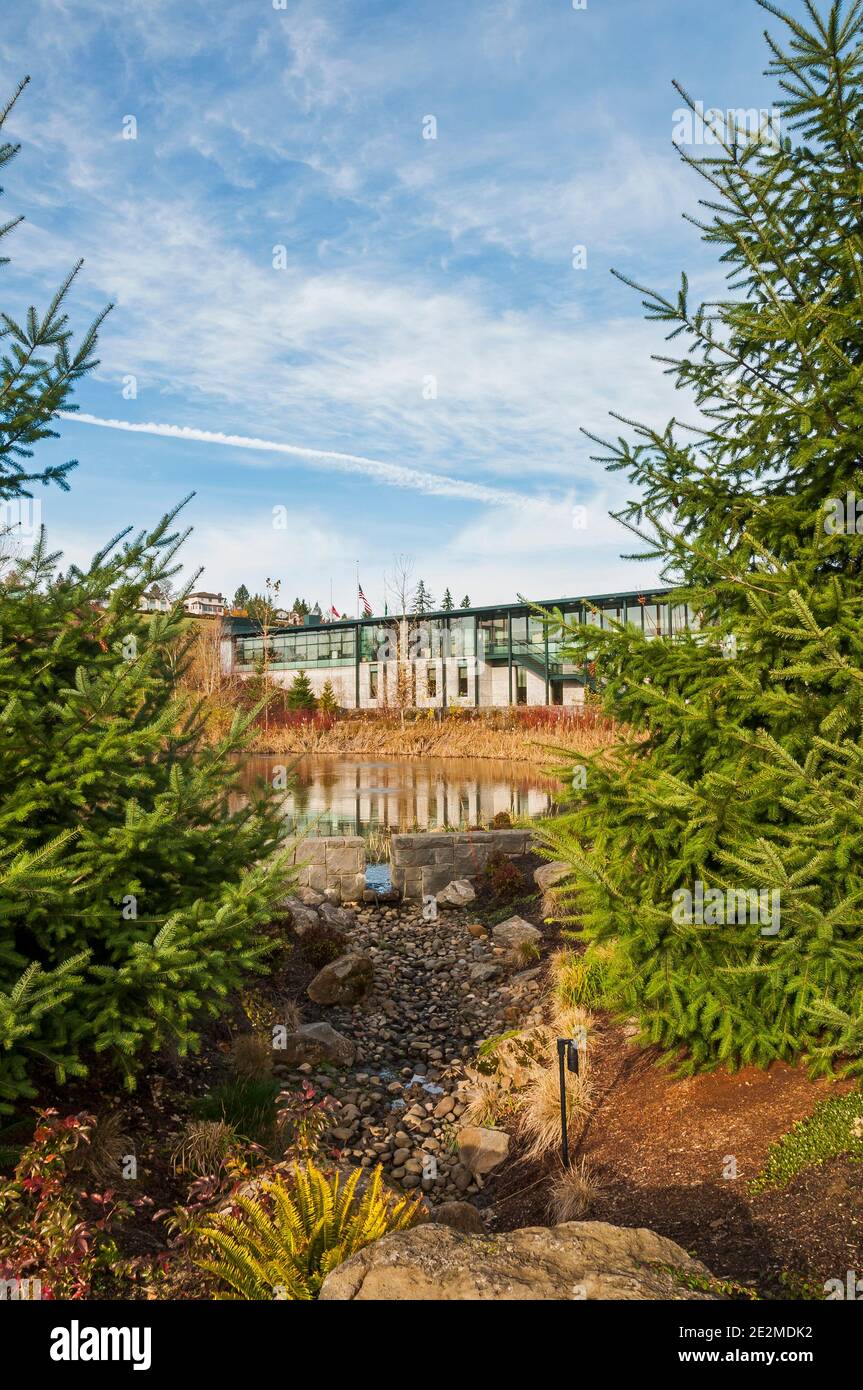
556, 1036, 580, 1169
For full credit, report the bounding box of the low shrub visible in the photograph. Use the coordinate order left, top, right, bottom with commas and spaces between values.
63, 1111, 130, 1186
0, 1110, 139, 1299
276, 1082, 336, 1156
481, 850, 527, 903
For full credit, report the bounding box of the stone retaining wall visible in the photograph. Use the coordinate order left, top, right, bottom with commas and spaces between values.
391, 829, 531, 900
289, 836, 366, 903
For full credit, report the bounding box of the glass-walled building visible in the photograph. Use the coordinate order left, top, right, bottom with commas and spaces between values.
222, 589, 696, 709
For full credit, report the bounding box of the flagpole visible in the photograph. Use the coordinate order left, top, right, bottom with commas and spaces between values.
356, 561, 359, 620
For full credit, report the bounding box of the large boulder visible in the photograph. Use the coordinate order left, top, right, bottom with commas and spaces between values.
492, 915, 542, 950
534, 861, 571, 894
456, 1126, 510, 1175
436, 879, 476, 908
319, 1222, 717, 1301
280, 1021, 356, 1067
307, 951, 374, 1005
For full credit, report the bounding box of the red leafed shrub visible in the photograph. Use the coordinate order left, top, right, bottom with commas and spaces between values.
481, 850, 527, 903
0, 1110, 143, 1300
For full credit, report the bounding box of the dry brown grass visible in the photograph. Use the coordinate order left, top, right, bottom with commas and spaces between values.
547, 1158, 603, 1222
248, 711, 619, 765
171, 1120, 237, 1176
230, 1032, 275, 1080
519, 1054, 592, 1161
460, 1069, 519, 1128
64, 1112, 130, 1185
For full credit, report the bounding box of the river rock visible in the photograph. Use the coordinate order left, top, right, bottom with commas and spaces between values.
281, 1021, 356, 1067
297, 887, 326, 907
534, 862, 571, 893
469, 962, 503, 983
436, 879, 476, 908
318, 1222, 717, 1301
456, 1125, 510, 1175
491, 916, 542, 950
307, 951, 374, 1005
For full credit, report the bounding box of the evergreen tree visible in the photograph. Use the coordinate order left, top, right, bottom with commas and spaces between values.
233, 584, 249, 609
318, 679, 339, 714
286, 669, 317, 711
292, 597, 310, 617
0, 87, 293, 1112
441, 588, 454, 611
540, 0, 863, 1075
412, 580, 434, 614
0, 80, 108, 502
459, 595, 471, 609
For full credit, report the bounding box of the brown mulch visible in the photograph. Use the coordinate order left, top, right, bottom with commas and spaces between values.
483, 1002, 862, 1296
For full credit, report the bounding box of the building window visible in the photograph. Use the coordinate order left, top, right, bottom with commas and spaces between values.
426, 664, 437, 698
457, 662, 469, 698
516, 667, 528, 706
369, 666, 378, 699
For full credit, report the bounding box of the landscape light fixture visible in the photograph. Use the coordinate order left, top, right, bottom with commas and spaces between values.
556, 1036, 580, 1170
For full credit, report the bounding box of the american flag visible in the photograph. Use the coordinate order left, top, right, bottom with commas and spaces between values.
358, 582, 372, 617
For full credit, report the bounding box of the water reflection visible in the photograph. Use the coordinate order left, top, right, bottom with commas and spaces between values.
236, 755, 560, 835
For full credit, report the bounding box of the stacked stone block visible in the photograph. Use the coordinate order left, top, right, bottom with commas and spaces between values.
289, 836, 366, 903
390, 829, 530, 900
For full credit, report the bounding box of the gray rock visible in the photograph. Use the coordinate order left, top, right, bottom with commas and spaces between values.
281, 897, 321, 936
319, 902, 357, 932
436, 879, 476, 908
297, 886, 326, 907
307, 951, 374, 1005
534, 861, 571, 893
318, 1222, 717, 1301
469, 962, 503, 983
491, 916, 542, 950
456, 1126, 510, 1175
280, 1021, 356, 1067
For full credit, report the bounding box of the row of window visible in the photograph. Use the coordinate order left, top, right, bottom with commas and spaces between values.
368, 664, 470, 699
234, 601, 698, 670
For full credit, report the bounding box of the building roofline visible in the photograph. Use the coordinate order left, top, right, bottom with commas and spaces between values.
224, 586, 674, 637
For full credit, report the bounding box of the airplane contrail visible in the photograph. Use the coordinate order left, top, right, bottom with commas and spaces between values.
60, 412, 545, 510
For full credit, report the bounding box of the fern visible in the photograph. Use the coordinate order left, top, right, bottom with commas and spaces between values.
195, 1161, 423, 1300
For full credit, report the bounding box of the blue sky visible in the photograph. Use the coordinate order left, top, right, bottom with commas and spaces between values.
0, 0, 787, 612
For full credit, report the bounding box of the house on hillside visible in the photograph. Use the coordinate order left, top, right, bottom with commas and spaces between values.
184, 591, 226, 617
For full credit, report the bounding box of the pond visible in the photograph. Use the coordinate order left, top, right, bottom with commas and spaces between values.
236, 754, 562, 838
